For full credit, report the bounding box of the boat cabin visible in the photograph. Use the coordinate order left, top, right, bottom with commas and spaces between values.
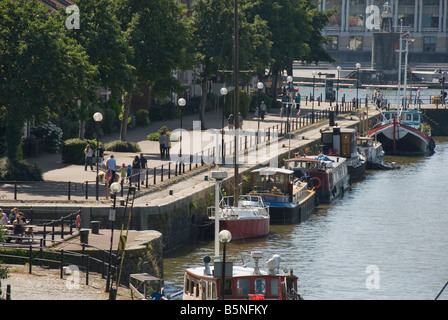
382, 109, 422, 129
249, 167, 310, 203
321, 126, 358, 159
183, 253, 300, 300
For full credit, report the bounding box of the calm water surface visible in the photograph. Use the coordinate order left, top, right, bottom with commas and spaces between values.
163, 137, 448, 300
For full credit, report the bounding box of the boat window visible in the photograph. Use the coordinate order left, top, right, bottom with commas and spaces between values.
236, 279, 250, 296
413, 114, 419, 122
224, 279, 233, 296
185, 278, 191, 294
275, 174, 285, 185
255, 278, 266, 294
271, 278, 279, 296
208, 281, 217, 300
385, 113, 390, 120
406, 113, 412, 121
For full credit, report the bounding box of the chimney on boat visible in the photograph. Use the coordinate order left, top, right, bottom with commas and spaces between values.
203, 256, 212, 276
251, 251, 263, 275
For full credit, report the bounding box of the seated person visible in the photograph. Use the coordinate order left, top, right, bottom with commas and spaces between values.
13, 212, 26, 241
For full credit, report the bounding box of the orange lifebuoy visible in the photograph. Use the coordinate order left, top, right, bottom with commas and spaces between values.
105, 170, 112, 182
76, 214, 81, 229
313, 177, 322, 189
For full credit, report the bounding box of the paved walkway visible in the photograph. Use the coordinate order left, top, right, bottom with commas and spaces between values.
0, 101, 372, 203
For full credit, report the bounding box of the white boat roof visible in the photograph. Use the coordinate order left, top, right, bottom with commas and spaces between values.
251, 167, 294, 175
185, 264, 294, 279
186, 265, 267, 279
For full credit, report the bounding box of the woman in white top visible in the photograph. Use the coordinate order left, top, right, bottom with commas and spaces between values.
84, 144, 94, 171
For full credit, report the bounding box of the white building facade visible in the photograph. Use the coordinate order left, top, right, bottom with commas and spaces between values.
320, 0, 447, 58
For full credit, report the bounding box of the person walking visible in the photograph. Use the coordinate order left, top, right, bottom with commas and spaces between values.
120, 163, 127, 184
238, 112, 243, 129
165, 133, 171, 158
228, 114, 234, 130
105, 154, 117, 187
84, 144, 94, 171
139, 153, 148, 183
131, 155, 141, 184
159, 132, 167, 159
260, 101, 267, 120
96, 143, 104, 170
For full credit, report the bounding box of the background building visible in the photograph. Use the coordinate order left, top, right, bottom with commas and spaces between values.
320, 0, 448, 67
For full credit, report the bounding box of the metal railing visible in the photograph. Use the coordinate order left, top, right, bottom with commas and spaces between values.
0, 104, 358, 201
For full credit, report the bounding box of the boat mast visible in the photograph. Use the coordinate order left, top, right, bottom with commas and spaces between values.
402, 32, 411, 111
396, 19, 403, 113
233, 0, 240, 207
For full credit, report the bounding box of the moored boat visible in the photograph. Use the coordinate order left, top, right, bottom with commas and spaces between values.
367, 109, 435, 156
321, 126, 367, 182
183, 250, 301, 300
285, 155, 350, 204
248, 167, 315, 224
356, 136, 398, 170
184, 171, 301, 301
207, 195, 270, 240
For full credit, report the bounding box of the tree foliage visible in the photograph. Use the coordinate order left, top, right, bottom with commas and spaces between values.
0, 0, 97, 161
115, 0, 193, 140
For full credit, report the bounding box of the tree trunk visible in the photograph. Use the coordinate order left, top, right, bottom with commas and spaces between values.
5, 116, 23, 162
199, 80, 208, 129
120, 91, 132, 141
78, 119, 85, 140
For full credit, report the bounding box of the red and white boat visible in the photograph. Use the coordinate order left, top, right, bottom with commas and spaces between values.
208, 195, 270, 240
368, 109, 435, 155
184, 171, 299, 300
183, 248, 301, 300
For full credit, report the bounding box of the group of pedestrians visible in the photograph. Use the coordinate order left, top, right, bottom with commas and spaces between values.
158, 131, 171, 159
0, 207, 28, 243
84, 143, 104, 171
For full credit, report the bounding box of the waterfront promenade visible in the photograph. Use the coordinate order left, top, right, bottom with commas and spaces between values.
0, 100, 369, 204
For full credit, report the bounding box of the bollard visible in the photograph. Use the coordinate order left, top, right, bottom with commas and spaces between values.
91, 221, 100, 234
80, 228, 89, 244
6, 284, 11, 300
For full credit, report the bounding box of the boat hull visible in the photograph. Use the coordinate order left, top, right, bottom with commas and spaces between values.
218, 218, 270, 240
348, 160, 367, 183
313, 174, 350, 204
266, 191, 315, 224
368, 122, 435, 155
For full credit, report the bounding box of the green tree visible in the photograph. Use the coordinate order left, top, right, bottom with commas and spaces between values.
247, 0, 334, 99
67, 0, 134, 139
0, 0, 97, 161
116, 0, 193, 141
191, 0, 271, 128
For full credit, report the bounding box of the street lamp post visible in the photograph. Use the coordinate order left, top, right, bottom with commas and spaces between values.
256, 82, 263, 144
178, 98, 186, 174
93, 112, 103, 201
106, 181, 121, 293
312, 71, 317, 124
220, 87, 228, 163
287, 76, 293, 132
336, 66, 341, 113
356, 63, 361, 109
219, 229, 232, 300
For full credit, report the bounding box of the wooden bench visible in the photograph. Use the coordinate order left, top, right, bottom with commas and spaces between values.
3, 224, 36, 243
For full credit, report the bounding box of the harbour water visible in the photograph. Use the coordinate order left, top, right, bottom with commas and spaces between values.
163, 137, 448, 300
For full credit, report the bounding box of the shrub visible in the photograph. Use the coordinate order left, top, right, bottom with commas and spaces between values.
146, 132, 160, 141
135, 109, 150, 127
104, 140, 141, 153
146, 126, 169, 141
61, 138, 96, 164
0, 157, 42, 181
31, 121, 63, 153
